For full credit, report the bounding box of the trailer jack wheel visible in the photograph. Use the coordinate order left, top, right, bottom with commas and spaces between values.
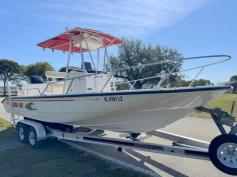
209, 134, 237, 175
16, 123, 29, 144
28, 127, 40, 148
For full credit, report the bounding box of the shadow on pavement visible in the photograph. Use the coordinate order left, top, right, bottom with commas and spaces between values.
125, 148, 189, 177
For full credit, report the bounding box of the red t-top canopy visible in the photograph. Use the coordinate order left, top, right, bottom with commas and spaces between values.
38, 27, 123, 52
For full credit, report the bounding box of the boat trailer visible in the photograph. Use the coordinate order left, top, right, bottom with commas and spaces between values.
13, 105, 237, 176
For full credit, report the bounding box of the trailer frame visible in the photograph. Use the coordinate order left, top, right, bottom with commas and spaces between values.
13, 105, 237, 175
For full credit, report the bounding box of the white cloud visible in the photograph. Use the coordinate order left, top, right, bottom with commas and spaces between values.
36, 0, 206, 37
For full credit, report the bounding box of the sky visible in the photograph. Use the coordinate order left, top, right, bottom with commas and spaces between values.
0, 0, 236, 83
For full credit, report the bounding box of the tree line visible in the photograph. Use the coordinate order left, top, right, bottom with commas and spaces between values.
0, 38, 236, 96
0, 60, 53, 95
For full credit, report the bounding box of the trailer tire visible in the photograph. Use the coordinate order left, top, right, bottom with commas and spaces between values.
16, 123, 29, 144
209, 134, 237, 176
28, 126, 41, 148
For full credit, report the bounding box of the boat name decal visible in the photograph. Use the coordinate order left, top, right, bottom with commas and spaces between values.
104, 96, 123, 102
10, 102, 24, 108
25, 102, 38, 111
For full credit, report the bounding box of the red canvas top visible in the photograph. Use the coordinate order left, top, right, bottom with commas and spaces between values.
38, 27, 123, 52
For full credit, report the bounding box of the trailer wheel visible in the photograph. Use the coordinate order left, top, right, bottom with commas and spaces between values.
16, 123, 29, 144
28, 127, 40, 148
209, 134, 237, 175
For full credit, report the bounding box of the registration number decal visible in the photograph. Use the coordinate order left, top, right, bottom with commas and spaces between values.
104, 96, 123, 102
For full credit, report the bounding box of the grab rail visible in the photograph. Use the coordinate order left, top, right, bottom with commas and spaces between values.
41, 73, 98, 95
19, 88, 42, 96
39, 55, 230, 95
102, 55, 231, 91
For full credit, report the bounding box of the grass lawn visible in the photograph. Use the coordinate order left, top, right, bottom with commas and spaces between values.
208, 93, 237, 114
189, 93, 237, 118
0, 118, 17, 143
0, 118, 148, 177
0, 117, 11, 130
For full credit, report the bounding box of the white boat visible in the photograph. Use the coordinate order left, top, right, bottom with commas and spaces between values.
2, 27, 231, 133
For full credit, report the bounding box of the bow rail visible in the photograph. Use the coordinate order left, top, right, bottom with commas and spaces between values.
29, 55, 231, 96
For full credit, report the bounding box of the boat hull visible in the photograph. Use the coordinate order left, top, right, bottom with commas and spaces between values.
2, 86, 229, 133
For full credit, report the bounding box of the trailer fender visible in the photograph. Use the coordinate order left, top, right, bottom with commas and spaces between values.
16, 120, 47, 140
